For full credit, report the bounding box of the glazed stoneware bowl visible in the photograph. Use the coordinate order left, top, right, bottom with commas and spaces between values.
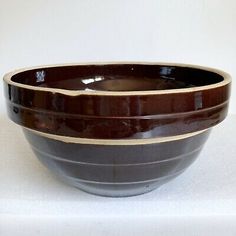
3, 63, 231, 197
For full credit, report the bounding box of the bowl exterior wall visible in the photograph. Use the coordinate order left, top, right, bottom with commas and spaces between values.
23, 128, 210, 197
4, 63, 231, 196
5, 79, 229, 139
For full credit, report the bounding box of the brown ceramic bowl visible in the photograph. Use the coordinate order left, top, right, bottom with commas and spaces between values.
3, 63, 231, 197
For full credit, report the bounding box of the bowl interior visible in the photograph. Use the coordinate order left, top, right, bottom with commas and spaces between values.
11, 64, 224, 92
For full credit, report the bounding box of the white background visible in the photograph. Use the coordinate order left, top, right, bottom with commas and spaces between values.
1, 1, 236, 235
0, 0, 235, 113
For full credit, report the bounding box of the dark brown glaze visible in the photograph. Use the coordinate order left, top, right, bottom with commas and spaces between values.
4, 63, 230, 139
23, 128, 210, 196
5, 82, 229, 115
5, 71, 229, 116
3, 63, 231, 196
7, 100, 227, 139
10, 64, 223, 89
24, 129, 210, 165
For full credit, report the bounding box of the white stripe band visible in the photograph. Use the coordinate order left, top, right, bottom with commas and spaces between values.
24, 127, 209, 145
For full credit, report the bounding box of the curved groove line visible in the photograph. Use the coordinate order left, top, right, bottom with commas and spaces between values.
8, 99, 228, 119
31, 143, 204, 166
54, 169, 186, 185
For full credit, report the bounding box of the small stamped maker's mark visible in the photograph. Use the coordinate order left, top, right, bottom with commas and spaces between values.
35, 70, 46, 83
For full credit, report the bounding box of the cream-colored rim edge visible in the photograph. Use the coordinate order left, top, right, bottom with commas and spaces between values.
24, 127, 209, 145
4, 62, 231, 96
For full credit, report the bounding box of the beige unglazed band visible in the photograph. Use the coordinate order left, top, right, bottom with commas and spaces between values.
24, 127, 209, 145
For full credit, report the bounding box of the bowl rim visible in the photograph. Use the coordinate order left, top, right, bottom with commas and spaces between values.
3, 61, 231, 96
